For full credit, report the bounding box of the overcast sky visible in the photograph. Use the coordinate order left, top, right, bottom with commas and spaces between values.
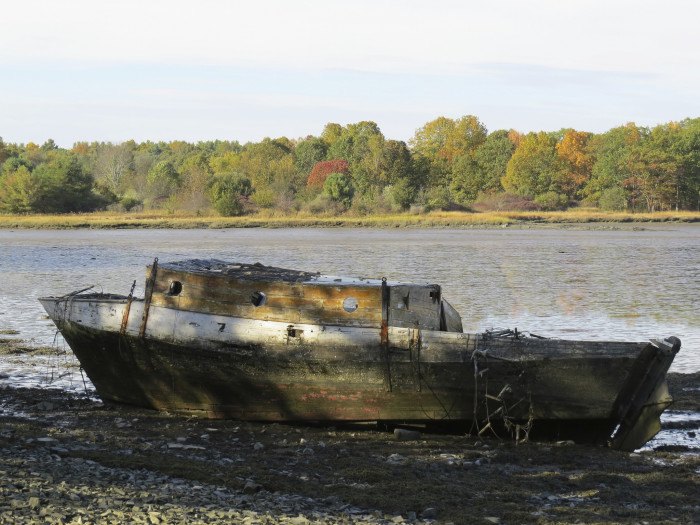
2, 0, 699, 146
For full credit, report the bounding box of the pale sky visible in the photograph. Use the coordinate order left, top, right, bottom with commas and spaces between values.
2, 0, 699, 146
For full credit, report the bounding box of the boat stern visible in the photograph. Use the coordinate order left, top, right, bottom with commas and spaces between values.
610, 336, 681, 451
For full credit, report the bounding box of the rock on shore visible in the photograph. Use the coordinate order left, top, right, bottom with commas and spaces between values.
1, 373, 698, 524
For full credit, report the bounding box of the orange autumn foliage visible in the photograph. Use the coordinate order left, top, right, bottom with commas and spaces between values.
306, 159, 350, 188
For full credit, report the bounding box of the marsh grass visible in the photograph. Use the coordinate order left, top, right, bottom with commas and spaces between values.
1, 209, 699, 229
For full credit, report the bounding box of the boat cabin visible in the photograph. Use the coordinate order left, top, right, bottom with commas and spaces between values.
147, 259, 463, 332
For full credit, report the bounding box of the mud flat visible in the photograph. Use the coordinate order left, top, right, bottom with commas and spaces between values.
0, 337, 698, 524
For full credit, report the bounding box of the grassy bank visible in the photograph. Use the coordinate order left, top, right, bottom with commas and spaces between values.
1, 209, 700, 229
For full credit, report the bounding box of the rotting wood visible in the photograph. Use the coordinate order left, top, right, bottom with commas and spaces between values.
37, 257, 683, 450
138, 258, 158, 338
119, 280, 136, 336
380, 278, 392, 392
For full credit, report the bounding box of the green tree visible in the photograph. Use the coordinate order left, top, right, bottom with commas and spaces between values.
294, 136, 327, 176
474, 130, 515, 191
323, 172, 354, 207
449, 155, 481, 205
503, 132, 565, 198
177, 151, 213, 212
598, 187, 628, 211
450, 130, 515, 206
146, 160, 180, 202
628, 142, 679, 212
0, 165, 37, 213
93, 143, 134, 195
31, 153, 100, 212
232, 138, 298, 207
0, 137, 9, 166
675, 118, 700, 210
379, 140, 421, 208
320, 123, 343, 148
327, 121, 386, 198
584, 123, 642, 204
1, 156, 31, 176
386, 177, 417, 209
410, 115, 487, 191
209, 172, 253, 216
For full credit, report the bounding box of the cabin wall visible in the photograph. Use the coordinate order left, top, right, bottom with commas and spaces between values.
150, 267, 384, 327
149, 266, 458, 330
387, 284, 442, 330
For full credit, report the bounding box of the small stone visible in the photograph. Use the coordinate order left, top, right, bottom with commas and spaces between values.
289, 516, 310, 525
484, 518, 500, 524
421, 508, 438, 519
243, 481, 262, 494
28, 497, 41, 508
394, 428, 421, 441
386, 453, 408, 465
253, 442, 264, 451
36, 437, 58, 444
407, 511, 417, 520
299, 438, 307, 445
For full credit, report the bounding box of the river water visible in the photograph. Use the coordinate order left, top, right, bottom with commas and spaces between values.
1, 226, 698, 449
1, 225, 699, 372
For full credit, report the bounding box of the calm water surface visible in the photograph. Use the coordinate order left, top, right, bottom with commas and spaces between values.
1, 226, 699, 375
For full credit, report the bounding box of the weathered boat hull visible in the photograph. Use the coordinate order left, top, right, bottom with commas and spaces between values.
40, 295, 680, 450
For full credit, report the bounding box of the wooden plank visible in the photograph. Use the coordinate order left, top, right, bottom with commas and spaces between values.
154, 269, 383, 302
151, 294, 383, 326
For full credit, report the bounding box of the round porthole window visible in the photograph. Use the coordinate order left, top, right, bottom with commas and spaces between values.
251, 291, 267, 307
342, 297, 358, 313
168, 280, 183, 296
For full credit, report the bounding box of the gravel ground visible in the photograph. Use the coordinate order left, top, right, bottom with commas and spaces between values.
1, 339, 698, 524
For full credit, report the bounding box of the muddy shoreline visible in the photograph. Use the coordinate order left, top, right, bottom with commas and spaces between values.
1, 336, 698, 524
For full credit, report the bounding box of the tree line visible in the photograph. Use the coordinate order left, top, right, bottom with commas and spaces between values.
1, 116, 699, 216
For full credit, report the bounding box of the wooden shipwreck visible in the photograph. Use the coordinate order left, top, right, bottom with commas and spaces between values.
40, 258, 681, 450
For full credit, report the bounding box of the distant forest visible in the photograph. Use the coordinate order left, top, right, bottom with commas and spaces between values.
1, 116, 699, 216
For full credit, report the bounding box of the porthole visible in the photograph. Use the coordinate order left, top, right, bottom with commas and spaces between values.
168, 280, 183, 296
342, 297, 358, 313
251, 291, 267, 307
